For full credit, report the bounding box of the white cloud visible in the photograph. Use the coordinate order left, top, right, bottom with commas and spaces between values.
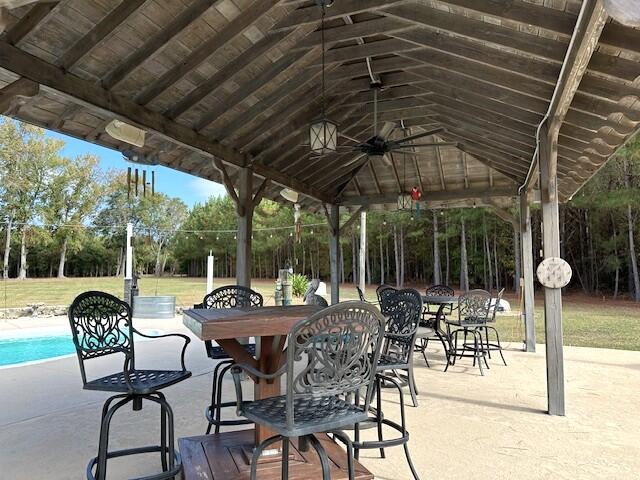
189, 177, 226, 202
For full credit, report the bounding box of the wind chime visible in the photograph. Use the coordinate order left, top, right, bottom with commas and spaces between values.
127, 167, 155, 199
396, 145, 423, 216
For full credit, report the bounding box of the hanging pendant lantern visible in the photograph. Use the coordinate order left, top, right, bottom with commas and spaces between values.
397, 193, 412, 211
310, 118, 337, 153
308, 0, 337, 154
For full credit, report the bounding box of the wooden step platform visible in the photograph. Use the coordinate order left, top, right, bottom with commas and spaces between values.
179, 429, 374, 479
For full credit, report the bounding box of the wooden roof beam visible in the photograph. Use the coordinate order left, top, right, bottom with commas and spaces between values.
295, 16, 412, 48
58, 0, 146, 70
102, 0, 222, 89
0, 40, 332, 203
195, 46, 317, 132
339, 187, 517, 206
166, 29, 292, 120
135, 0, 281, 106
522, 0, 608, 194
273, 0, 411, 31
3, 0, 56, 45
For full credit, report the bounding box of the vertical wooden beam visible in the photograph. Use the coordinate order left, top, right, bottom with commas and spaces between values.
236, 167, 253, 288
539, 122, 564, 416
359, 210, 366, 294
326, 204, 340, 304
520, 194, 536, 353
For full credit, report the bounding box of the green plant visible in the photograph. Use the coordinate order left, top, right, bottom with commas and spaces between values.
291, 273, 309, 298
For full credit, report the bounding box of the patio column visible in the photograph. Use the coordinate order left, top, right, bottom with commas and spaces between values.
539, 122, 565, 416
520, 194, 536, 353
327, 204, 340, 304
358, 210, 366, 295
236, 167, 253, 288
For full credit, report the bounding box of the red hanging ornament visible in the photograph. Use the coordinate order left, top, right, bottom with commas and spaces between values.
410, 186, 422, 201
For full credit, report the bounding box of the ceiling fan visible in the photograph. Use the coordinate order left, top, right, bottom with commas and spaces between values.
320, 81, 457, 166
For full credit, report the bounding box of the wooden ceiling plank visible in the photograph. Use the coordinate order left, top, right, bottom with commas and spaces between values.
135, 0, 280, 106
195, 47, 315, 132
0, 76, 38, 113
296, 16, 412, 48
4, 1, 57, 45
102, 0, 222, 89
318, 37, 422, 65
167, 29, 291, 119
0, 40, 332, 203
58, 0, 147, 70
273, 0, 411, 31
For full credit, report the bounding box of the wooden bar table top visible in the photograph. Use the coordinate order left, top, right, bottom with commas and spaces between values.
181, 305, 374, 479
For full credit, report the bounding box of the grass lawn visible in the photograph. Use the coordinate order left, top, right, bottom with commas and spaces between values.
1, 276, 639, 351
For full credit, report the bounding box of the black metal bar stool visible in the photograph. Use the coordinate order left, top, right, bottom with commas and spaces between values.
353, 288, 423, 480
197, 285, 263, 434
68, 291, 191, 480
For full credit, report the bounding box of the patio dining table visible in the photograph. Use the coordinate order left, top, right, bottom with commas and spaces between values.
421, 295, 458, 365
181, 305, 373, 479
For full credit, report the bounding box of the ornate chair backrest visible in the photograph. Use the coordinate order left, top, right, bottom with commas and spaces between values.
305, 294, 328, 308
202, 285, 263, 309
356, 286, 366, 302
380, 288, 423, 365
201, 285, 263, 355
68, 291, 134, 385
376, 284, 397, 314
425, 284, 455, 315
285, 301, 385, 431
458, 289, 492, 324
488, 288, 505, 323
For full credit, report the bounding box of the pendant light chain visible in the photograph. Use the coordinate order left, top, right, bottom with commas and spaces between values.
321, 3, 326, 119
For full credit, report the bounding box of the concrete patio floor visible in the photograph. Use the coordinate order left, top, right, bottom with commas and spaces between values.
1, 316, 639, 479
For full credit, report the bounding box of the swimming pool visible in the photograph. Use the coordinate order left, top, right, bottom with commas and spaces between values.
0, 327, 164, 368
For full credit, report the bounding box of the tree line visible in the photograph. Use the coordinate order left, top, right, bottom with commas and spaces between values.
2, 119, 640, 299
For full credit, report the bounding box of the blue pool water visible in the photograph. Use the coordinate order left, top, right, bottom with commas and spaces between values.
0, 329, 163, 367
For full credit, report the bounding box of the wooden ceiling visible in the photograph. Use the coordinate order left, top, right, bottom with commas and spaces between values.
0, 0, 638, 210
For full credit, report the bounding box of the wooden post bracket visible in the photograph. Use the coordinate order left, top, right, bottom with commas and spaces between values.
0, 77, 39, 114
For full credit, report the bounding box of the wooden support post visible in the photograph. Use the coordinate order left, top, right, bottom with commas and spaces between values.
539, 122, 565, 416
358, 210, 366, 295
520, 194, 536, 353
236, 167, 253, 288
325, 204, 340, 304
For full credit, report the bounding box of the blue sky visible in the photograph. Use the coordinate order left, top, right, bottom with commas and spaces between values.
45, 130, 226, 207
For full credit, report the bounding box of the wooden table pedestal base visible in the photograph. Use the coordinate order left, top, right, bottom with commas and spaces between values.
179, 429, 374, 479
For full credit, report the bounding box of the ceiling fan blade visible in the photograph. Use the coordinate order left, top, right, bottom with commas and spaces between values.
378, 121, 396, 141
339, 132, 364, 144
343, 152, 368, 166
394, 127, 445, 144
394, 142, 458, 148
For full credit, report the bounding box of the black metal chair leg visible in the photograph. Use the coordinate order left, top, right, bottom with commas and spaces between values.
95, 396, 132, 480
386, 375, 420, 480
375, 377, 385, 458
407, 361, 419, 407
485, 326, 492, 359
206, 359, 232, 434
474, 330, 484, 376
159, 395, 168, 471
403, 443, 421, 480
214, 362, 234, 434
307, 434, 331, 480
250, 435, 283, 480
331, 430, 355, 480
421, 338, 430, 368
354, 389, 361, 460
281, 437, 290, 480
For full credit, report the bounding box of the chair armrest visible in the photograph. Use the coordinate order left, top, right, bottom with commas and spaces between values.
193, 302, 204, 309
132, 328, 191, 371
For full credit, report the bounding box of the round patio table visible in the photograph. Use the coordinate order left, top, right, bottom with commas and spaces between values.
421, 295, 458, 366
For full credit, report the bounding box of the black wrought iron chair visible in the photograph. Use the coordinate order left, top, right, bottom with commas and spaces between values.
353, 288, 422, 480
68, 291, 191, 480
415, 284, 455, 368
230, 301, 386, 480
445, 289, 492, 375
375, 284, 397, 314
483, 288, 507, 365
196, 285, 263, 434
